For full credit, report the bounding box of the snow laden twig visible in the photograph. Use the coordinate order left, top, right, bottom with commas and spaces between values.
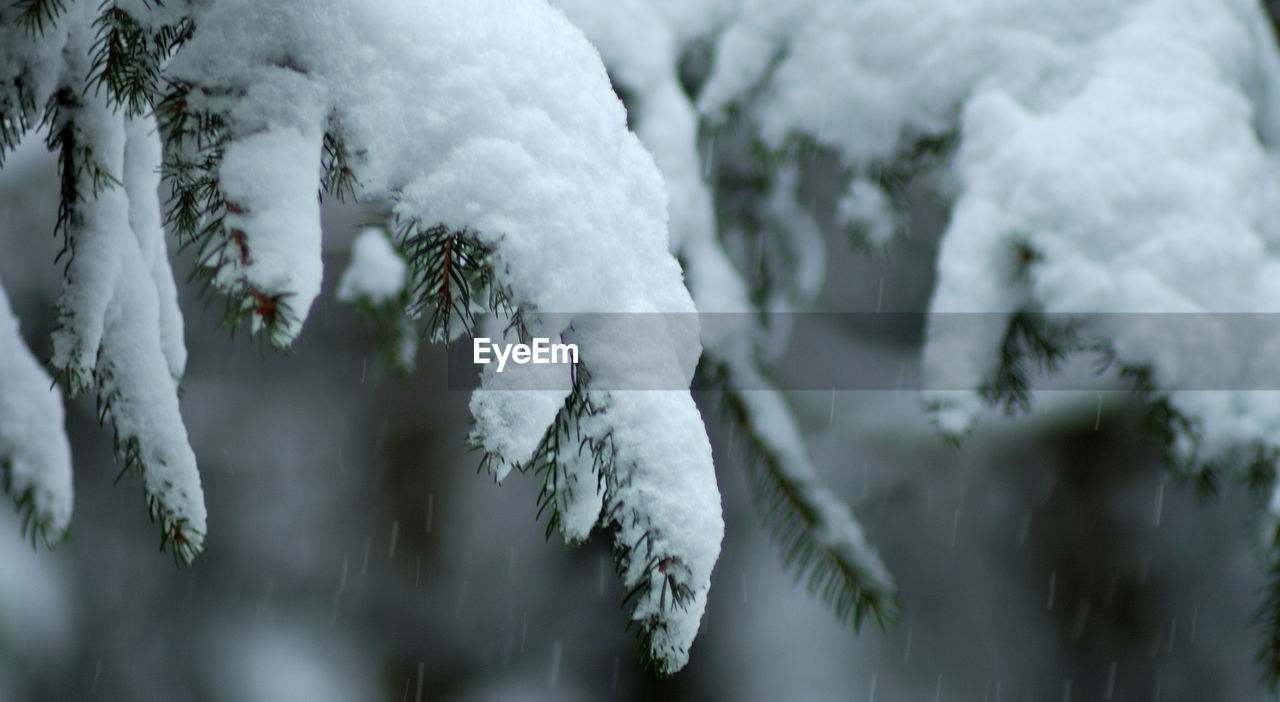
554, 0, 898, 638
0, 1, 69, 166
41, 7, 204, 564
505, 363, 719, 674
0, 0, 205, 562
0, 281, 72, 548
47, 92, 205, 564
464, 305, 722, 676
11, 0, 70, 36
701, 358, 898, 630
552, 0, 898, 642
8, 0, 727, 671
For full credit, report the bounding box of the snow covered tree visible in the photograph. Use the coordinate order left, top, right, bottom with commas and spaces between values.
10, 0, 1280, 688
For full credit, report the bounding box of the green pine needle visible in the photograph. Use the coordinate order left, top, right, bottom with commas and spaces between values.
12, 0, 68, 36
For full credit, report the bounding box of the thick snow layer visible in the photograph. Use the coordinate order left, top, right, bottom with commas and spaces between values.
0, 283, 73, 537
216, 104, 326, 343
336, 229, 406, 306
167, 0, 696, 337
703, 0, 1280, 475
0, 0, 731, 608
124, 118, 187, 382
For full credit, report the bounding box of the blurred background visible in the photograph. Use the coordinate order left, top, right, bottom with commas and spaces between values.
0, 119, 1271, 701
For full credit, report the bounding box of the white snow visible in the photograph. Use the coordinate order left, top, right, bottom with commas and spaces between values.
336, 229, 406, 306
552, 439, 606, 545
837, 178, 900, 249
468, 315, 573, 483
124, 117, 187, 382
0, 283, 73, 538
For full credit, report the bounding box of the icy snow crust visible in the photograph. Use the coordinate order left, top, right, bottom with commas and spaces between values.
162, 0, 721, 671
703, 0, 1280, 470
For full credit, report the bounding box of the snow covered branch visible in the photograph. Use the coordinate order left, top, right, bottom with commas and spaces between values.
553, 0, 898, 643
692, 0, 1280, 684
3, 1, 729, 644
702, 360, 898, 630
0, 282, 72, 547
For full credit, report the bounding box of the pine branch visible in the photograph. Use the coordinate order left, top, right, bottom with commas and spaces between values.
42, 85, 122, 392
156, 80, 228, 252
477, 363, 707, 675
0, 74, 39, 168
38, 82, 207, 566
90, 4, 192, 117
979, 311, 1086, 415
607, 483, 702, 677
398, 220, 522, 343
11, 0, 68, 36
321, 130, 359, 202
520, 367, 603, 543
616, 526, 698, 677
44, 85, 122, 246
699, 358, 898, 632
336, 226, 420, 373
1107, 361, 1229, 501
156, 80, 307, 348
94, 362, 204, 566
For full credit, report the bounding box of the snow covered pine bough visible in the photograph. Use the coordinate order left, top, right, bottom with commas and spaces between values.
0, 0, 729, 674
10, 0, 1280, 684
